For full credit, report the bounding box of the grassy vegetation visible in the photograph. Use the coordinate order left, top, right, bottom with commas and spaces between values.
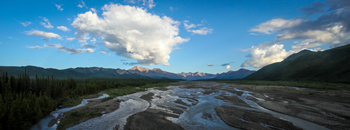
83, 93, 100, 99
101, 97, 113, 102
105, 82, 172, 98
267, 87, 310, 95
204, 79, 350, 91
57, 109, 102, 130
62, 96, 86, 108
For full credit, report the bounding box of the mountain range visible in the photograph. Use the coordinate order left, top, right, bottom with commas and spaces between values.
245, 44, 350, 83
0, 66, 147, 79
0, 65, 255, 80
128, 66, 255, 80
214, 69, 256, 79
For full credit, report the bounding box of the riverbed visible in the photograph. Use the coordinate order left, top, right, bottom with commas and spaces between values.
32, 81, 350, 130
30, 94, 109, 130
67, 82, 334, 130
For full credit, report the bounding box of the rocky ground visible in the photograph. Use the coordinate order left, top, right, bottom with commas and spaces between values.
215, 105, 303, 130
230, 84, 350, 130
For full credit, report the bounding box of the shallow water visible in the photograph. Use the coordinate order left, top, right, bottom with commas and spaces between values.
30, 94, 109, 130
67, 92, 149, 130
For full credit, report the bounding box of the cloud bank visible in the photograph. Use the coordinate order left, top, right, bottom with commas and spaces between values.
243, 0, 350, 68
72, 4, 189, 65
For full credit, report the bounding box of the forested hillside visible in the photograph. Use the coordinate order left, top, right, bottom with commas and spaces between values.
0, 69, 176, 130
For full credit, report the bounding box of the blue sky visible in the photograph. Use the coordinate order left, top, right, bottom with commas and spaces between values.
1, 0, 349, 74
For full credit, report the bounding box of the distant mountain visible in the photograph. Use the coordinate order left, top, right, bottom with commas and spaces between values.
0, 65, 256, 80
214, 69, 256, 79
128, 66, 216, 80
245, 44, 350, 83
178, 72, 217, 80
128, 66, 183, 79
0, 66, 148, 79
128, 66, 255, 80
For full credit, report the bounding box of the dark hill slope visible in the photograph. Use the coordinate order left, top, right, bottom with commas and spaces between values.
214, 69, 256, 79
245, 44, 350, 83
0, 66, 148, 79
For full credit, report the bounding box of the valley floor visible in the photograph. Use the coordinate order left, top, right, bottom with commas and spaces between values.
51, 81, 350, 130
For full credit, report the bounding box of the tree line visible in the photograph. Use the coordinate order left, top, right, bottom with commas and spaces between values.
0, 69, 176, 130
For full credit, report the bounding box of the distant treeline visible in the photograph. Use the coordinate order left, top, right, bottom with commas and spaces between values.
0, 69, 176, 130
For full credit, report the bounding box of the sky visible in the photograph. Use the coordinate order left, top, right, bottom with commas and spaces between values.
1, 0, 349, 74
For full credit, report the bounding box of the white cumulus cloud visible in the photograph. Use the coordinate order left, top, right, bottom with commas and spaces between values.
72, 4, 189, 65
90, 8, 97, 13
144, 0, 155, 9
57, 26, 70, 31
55, 4, 63, 11
67, 37, 75, 41
80, 43, 96, 48
21, 22, 31, 27
188, 27, 213, 35
243, 0, 350, 68
26, 30, 61, 41
241, 44, 291, 68
250, 18, 303, 34
100, 50, 107, 54
27, 43, 95, 54
40, 17, 53, 29
184, 20, 196, 29
77, 0, 87, 8
90, 38, 96, 43
184, 20, 213, 35
48, 44, 95, 54
26, 45, 43, 49
78, 40, 87, 43
125, 0, 155, 9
